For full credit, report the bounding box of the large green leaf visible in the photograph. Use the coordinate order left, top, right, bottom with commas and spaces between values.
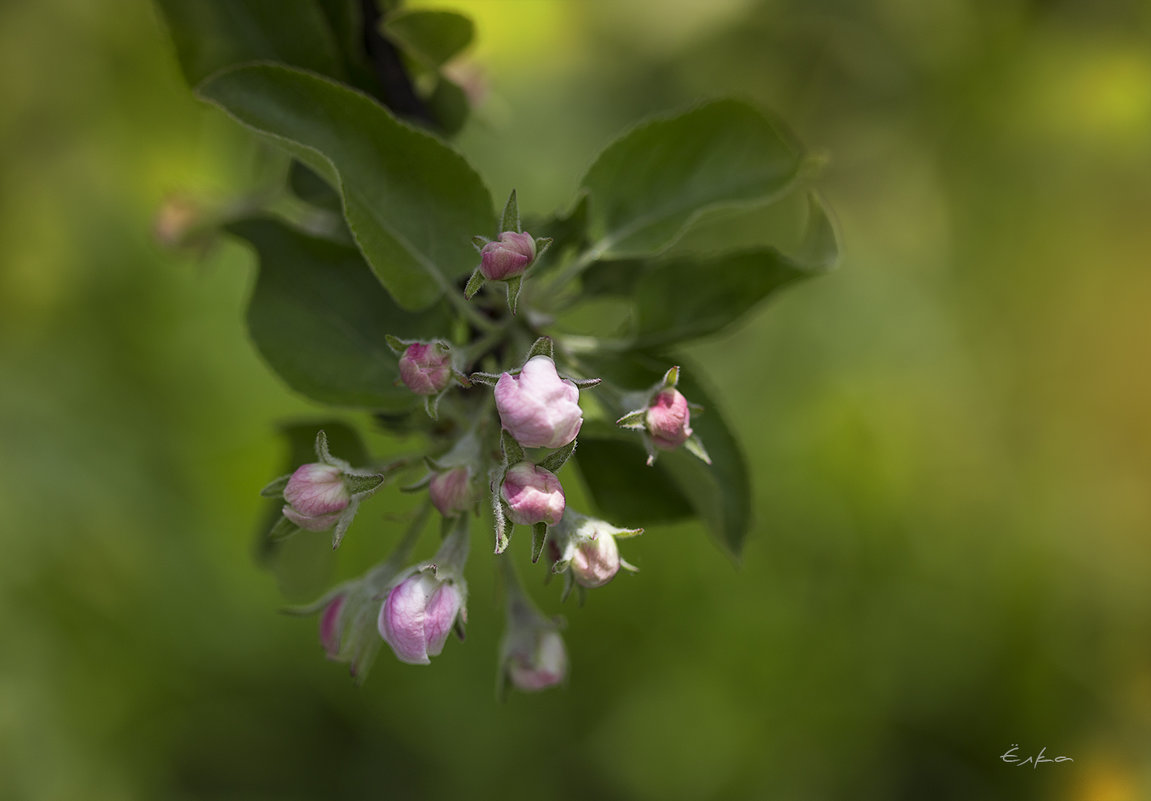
199, 64, 494, 310
154, 0, 344, 86
382, 9, 474, 70
574, 354, 752, 558
579, 99, 803, 259
228, 217, 450, 408
631, 193, 839, 347
572, 429, 694, 526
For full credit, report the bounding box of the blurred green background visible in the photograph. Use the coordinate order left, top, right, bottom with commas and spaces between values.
2, 0, 1150, 799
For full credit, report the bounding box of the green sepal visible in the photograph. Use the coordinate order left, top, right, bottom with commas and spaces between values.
616, 409, 647, 430
539, 439, 577, 473
560, 570, 574, 603
471, 235, 489, 251
331, 501, 359, 550
500, 189, 520, 233
468, 371, 500, 386
526, 336, 554, 361
501, 429, 525, 465
315, 429, 335, 464
531, 522, 548, 564
464, 268, 486, 299
260, 474, 291, 498
385, 334, 408, 355
660, 366, 680, 389
493, 498, 510, 554
684, 435, 712, 465
424, 394, 441, 420
400, 473, 432, 493
533, 236, 553, 262
569, 376, 602, 390
269, 515, 301, 543
345, 473, 385, 496
505, 275, 523, 315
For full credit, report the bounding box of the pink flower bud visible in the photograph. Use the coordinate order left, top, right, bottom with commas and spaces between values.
378, 572, 463, 665
283, 463, 349, 531
571, 529, 621, 588
429, 466, 473, 517
399, 342, 452, 396
480, 231, 536, 280
507, 629, 567, 692
646, 388, 693, 451
501, 462, 565, 526
494, 356, 582, 449
318, 594, 346, 660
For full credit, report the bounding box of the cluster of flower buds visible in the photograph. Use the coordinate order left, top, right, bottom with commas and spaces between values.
267, 192, 714, 694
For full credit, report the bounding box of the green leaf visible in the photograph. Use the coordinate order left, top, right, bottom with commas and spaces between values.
530, 192, 589, 263
382, 9, 474, 69
576, 354, 752, 558
228, 217, 451, 407
199, 64, 494, 310
154, 0, 344, 86
579, 99, 802, 259
314, 0, 384, 95
288, 161, 342, 213
427, 75, 470, 136
585, 193, 840, 348
572, 426, 693, 526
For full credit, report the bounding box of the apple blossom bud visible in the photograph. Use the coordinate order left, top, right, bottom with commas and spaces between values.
319, 594, 346, 660
378, 572, 464, 665
646, 388, 693, 451
501, 462, 565, 526
480, 231, 536, 281
494, 356, 582, 448
429, 466, 473, 517
399, 342, 452, 396
283, 463, 349, 531
571, 529, 621, 588
507, 629, 567, 692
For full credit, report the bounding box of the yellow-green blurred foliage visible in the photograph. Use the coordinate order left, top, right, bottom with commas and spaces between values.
1, 1, 1149, 799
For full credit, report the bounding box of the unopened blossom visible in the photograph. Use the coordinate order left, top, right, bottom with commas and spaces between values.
480, 231, 536, 281
646, 388, 693, 451
399, 342, 452, 396
429, 466, 473, 517
507, 629, 567, 691
571, 529, 621, 588
494, 356, 582, 448
378, 572, 464, 665
283, 463, 349, 531
501, 462, 565, 526
318, 595, 346, 660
